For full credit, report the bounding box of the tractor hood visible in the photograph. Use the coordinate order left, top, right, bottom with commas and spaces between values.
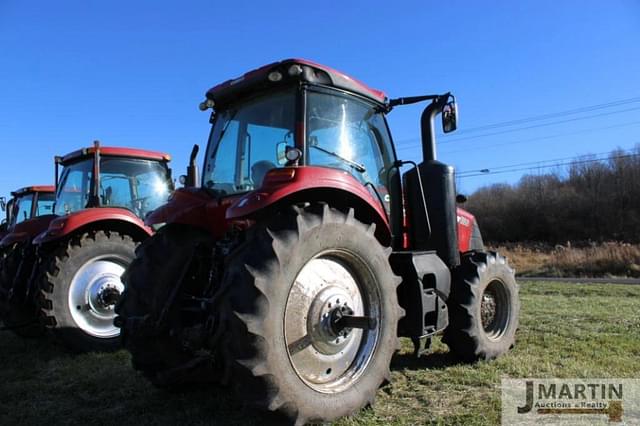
145, 188, 234, 239
0, 214, 57, 248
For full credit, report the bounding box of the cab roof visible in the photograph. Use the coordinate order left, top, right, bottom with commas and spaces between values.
59, 146, 171, 165
206, 58, 388, 106
11, 185, 56, 197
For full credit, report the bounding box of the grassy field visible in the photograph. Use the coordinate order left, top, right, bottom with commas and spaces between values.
1, 281, 639, 425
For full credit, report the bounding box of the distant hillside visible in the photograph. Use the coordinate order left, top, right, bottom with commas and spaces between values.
464, 146, 640, 243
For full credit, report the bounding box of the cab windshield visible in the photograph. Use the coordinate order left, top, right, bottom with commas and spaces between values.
55, 157, 172, 218
12, 194, 34, 225
202, 90, 296, 195
306, 90, 396, 210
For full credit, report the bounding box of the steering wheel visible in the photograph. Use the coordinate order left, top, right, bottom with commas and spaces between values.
131, 196, 151, 217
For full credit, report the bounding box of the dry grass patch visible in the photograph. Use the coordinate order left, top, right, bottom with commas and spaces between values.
494, 242, 640, 278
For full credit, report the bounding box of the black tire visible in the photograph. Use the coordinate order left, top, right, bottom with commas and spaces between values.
37, 231, 137, 352
217, 204, 402, 425
115, 224, 216, 385
442, 251, 519, 362
0, 242, 45, 337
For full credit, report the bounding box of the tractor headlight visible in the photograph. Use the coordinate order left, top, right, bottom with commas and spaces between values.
268, 71, 283, 82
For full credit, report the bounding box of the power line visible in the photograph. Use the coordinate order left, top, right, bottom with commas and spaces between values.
394, 105, 640, 147
395, 119, 640, 155
438, 95, 640, 136
457, 148, 638, 176
439, 120, 640, 155
457, 152, 640, 179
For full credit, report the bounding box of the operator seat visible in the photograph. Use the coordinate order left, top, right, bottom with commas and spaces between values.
251, 160, 276, 188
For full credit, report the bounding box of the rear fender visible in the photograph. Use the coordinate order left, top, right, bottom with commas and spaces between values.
34, 208, 152, 245
0, 214, 57, 248
226, 167, 391, 245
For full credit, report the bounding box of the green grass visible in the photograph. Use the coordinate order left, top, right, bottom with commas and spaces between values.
1, 281, 639, 425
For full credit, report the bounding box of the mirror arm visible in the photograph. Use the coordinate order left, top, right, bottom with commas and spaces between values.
186, 144, 200, 187
420, 95, 451, 162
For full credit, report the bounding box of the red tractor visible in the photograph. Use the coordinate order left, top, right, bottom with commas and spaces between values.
0, 186, 56, 335
1, 143, 173, 351
116, 59, 519, 424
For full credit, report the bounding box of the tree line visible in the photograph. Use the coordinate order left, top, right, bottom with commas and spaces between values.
463, 145, 640, 243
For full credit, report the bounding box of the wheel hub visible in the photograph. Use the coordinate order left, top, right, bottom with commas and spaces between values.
284, 255, 380, 394
89, 278, 123, 314
69, 257, 126, 338
480, 279, 511, 340
481, 290, 497, 329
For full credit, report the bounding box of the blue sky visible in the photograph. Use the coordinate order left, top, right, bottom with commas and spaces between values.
1, 0, 639, 198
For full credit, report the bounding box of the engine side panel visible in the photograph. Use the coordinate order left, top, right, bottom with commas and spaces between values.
456, 208, 477, 253
391, 251, 451, 339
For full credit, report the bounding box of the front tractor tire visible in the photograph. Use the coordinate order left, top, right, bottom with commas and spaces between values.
115, 224, 216, 386
443, 251, 519, 362
37, 231, 137, 352
219, 205, 402, 425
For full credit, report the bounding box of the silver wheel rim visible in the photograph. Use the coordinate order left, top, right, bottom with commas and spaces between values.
481, 279, 511, 340
284, 251, 381, 394
68, 255, 127, 338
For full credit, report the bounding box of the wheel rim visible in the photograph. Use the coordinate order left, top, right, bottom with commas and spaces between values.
68, 255, 127, 338
284, 251, 381, 394
481, 279, 511, 340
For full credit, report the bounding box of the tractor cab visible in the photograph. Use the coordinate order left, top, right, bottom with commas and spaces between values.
54, 142, 173, 220
0, 186, 56, 244
198, 59, 464, 254
8, 186, 55, 227
202, 72, 395, 197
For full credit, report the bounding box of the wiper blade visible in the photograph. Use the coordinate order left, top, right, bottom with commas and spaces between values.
310, 145, 366, 173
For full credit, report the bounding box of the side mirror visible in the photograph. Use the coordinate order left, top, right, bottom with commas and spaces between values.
442, 100, 458, 133
456, 194, 468, 204
276, 143, 302, 166
276, 142, 288, 165
0, 197, 5, 212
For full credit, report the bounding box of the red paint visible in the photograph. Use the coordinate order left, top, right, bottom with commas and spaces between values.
226, 166, 390, 237
34, 208, 152, 244
144, 188, 236, 239
147, 167, 390, 242
0, 214, 57, 248
11, 185, 55, 197
206, 59, 387, 105
456, 208, 476, 252
290, 58, 387, 103
61, 146, 171, 164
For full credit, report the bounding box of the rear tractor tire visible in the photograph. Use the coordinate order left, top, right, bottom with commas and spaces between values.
218, 204, 403, 425
0, 242, 45, 337
37, 231, 137, 352
443, 251, 519, 362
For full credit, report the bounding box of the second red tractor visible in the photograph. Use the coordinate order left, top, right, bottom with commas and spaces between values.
0, 143, 174, 351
